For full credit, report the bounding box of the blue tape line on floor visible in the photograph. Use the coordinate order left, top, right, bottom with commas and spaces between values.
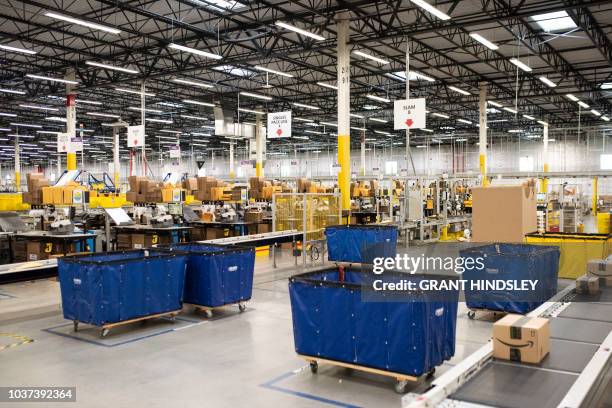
42, 322, 193, 348
260, 371, 362, 408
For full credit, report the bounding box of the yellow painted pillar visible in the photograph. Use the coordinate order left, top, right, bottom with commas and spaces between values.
66, 70, 77, 171
229, 142, 235, 181
478, 82, 488, 186
14, 133, 20, 192
337, 11, 351, 211
593, 176, 598, 215
540, 122, 549, 194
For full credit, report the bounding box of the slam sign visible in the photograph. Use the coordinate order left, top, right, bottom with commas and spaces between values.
394, 98, 426, 130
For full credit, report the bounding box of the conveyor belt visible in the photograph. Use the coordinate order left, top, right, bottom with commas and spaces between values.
558, 302, 612, 323
551, 317, 612, 344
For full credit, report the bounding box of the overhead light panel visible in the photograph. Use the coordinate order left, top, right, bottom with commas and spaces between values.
45, 12, 121, 34
168, 43, 222, 60
448, 86, 470, 95
469, 33, 499, 50
509, 58, 532, 72
320, 121, 337, 127
503, 107, 518, 114
577, 101, 589, 109
86, 112, 120, 118
537, 120, 548, 126
44, 117, 67, 122
181, 115, 209, 120
366, 94, 390, 103
294, 118, 314, 122
432, 112, 450, 119
409, 0, 451, 20
26, 74, 78, 84
86, 61, 138, 74
10, 123, 42, 128
369, 118, 387, 123
172, 78, 214, 88
19, 104, 58, 111
565, 94, 579, 101
238, 108, 265, 115
317, 82, 337, 90
128, 107, 163, 113
116, 87, 155, 97
591, 109, 601, 116
538, 76, 557, 88
0, 44, 36, 55
0, 88, 26, 95
293, 102, 319, 110
531, 11, 577, 32
421, 128, 433, 132
522, 114, 535, 120
601, 116, 610, 122
0, 112, 17, 117
240, 91, 272, 101
147, 118, 174, 124
275, 22, 325, 41
254, 66, 294, 78
457, 119, 472, 124
352, 51, 390, 65
487, 101, 502, 107
601, 83, 612, 90
182, 99, 215, 107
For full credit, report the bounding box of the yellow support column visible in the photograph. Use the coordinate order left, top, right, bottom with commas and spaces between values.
593, 176, 598, 215
14, 132, 20, 192
478, 82, 488, 186
540, 122, 549, 194
337, 11, 351, 211
67, 153, 77, 171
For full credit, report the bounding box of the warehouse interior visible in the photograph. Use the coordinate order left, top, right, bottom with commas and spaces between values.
0, 1, 611, 407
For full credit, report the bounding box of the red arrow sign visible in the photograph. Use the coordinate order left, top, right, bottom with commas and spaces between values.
133, 139, 138, 145
405, 118, 414, 127
276, 128, 282, 136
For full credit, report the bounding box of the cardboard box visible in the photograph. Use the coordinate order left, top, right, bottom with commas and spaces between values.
131, 234, 157, 249
206, 227, 228, 240
26, 241, 49, 261
184, 177, 198, 191
21, 192, 32, 203
126, 192, 138, 203
245, 210, 264, 223
472, 183, 537, 243
587, 259, 612, 275
576, 274, 599, 294
493, 314, 550, 364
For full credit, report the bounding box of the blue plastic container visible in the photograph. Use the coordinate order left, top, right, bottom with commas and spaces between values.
58, 249, 187, 326
325, 225, 398, 263
459, 244, 560, 314
289, 269, 459, 376
164, 243, 255, 308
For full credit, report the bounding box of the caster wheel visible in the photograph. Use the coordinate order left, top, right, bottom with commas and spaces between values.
426, 368, 436, 379
169, 316, 176, 323
395, 380, 409, 394
205, 309, 213, 319
100, 328, 110, 338
467, 311, 476, 320
238, 303, 247, 312
73, 321, 79, 332
309, 361, 318, 374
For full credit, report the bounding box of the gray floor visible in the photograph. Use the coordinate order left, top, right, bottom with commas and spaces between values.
0, 246, 497, 408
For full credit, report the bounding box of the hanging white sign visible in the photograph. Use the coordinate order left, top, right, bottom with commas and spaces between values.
127, 125, 145, 148
70, 137, 83, 152
267, 111, 291, 139
394, 98, 426, 130
169, 145, 181, 159
57, 133, 70, 153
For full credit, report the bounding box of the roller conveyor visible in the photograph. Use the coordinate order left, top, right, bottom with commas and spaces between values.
403, 285, 612, 408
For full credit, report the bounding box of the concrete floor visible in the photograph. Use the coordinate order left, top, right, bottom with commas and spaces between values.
0, 245, 501, 408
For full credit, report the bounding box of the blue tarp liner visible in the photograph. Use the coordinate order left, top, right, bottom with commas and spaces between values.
289, 269, 459, 376
58, 249, 187, 326
164, 243, 255, 307
325, 225, 398, 263
459, 244, 560, 314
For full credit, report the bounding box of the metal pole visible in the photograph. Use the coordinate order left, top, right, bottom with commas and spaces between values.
141, 81, 146, 177
360, 122, 366, 176
14, 129, 20, 192
66, 69, 77, 171
113, 126, 120, 191
478, 82, 488, 186
229, 142, 235, 181
255, 109, 264, 177
336, 11, 351, 211
541, 123, 549, 194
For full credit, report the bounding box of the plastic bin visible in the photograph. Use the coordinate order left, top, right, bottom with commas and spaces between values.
525, 232, 611, 278
460, 244, 560, 314
325, 225, 398, 263
58, 249, 187, 330
164, 243, 255, 309
289, 269, 459, 377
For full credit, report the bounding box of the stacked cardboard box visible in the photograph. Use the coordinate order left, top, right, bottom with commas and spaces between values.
576, 274, 599, 294
182, 177, 198, 196
196, 177, 229, 201
587, 258, 612, 287
126, 176, 173, 203
22, 173, 50, 204
493, 314, 550, 364
249, 177, 281, 199
244, 209, 264, 223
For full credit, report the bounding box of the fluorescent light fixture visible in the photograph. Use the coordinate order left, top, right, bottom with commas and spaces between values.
213, 65, 254, 77
182, 99, 215, 107
0, 112, 17, 117
457, 119, 472, 124
509, 58, 532, 72
317, 82, 337, 90
350, 113, 364, 119
601, 83, 612, 90
172, 78, 214, 88
531, 11, 577, 32
292, 136, 309, 140
36, 130, 61, 135
523, 114, 535, 120
503, 107, 518, 114
577, 101, 589, 108
201, 125, 216, 129
537, 120, 548, 126
86, 112, 120, 118
487, 101, 503, 107
19, 104, 59, 111
45, 12, 121, 34
190, 132, 212, 136
86, 61, 138, 74
352, 51, 390, 65
147, 118, 173, 123
508, 129, 523, 133
421, 128, 433, 132
369, 118, 387, 123
350, 126, 366, 131
294, 117, 314, 122
168, 43, 222, 60
548, 138, 556, 142
320, 121, 337, 127
0, 44, 36, 54
26, 74, 78, 84
128, 106, 163, 113
0, 88, 26, 95
416, 145, 427, 148
469, 33, 499, 50
601, 116, 610, 122
456, 138, 468, 142
293, 102, 319, 110
275, 22, 325, 41
0, 128, 10, 131
448, 86, 470, 95
238, 108, 265, 115
44, 117, 67, 122
254, 66, 293, 78
116, 87, 155, 96
240, 91, 272, 101
409, 0, 451, 20
591, 109, 601, 116
181, 115, 209, 120
387, 71, 435, 82
366, 94, 390, 103
432, 112, 450, 119
10, 123, 42, 128
374, 130, 391, 135
304, 130, 324, 135
538, 76, 557, 88
159, 130, 181, 134
565, 94, 579, 101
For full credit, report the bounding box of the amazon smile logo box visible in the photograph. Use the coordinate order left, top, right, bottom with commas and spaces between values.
493, 314, 550, 364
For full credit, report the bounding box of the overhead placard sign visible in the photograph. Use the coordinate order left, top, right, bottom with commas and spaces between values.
127, 125, 145, 148
57, 133, 70, 153
267, 111, 291, 139
70, 137, 83, 153
394, 98, 426, 130
331, 163, 341, 175
169, 145, 181, 159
